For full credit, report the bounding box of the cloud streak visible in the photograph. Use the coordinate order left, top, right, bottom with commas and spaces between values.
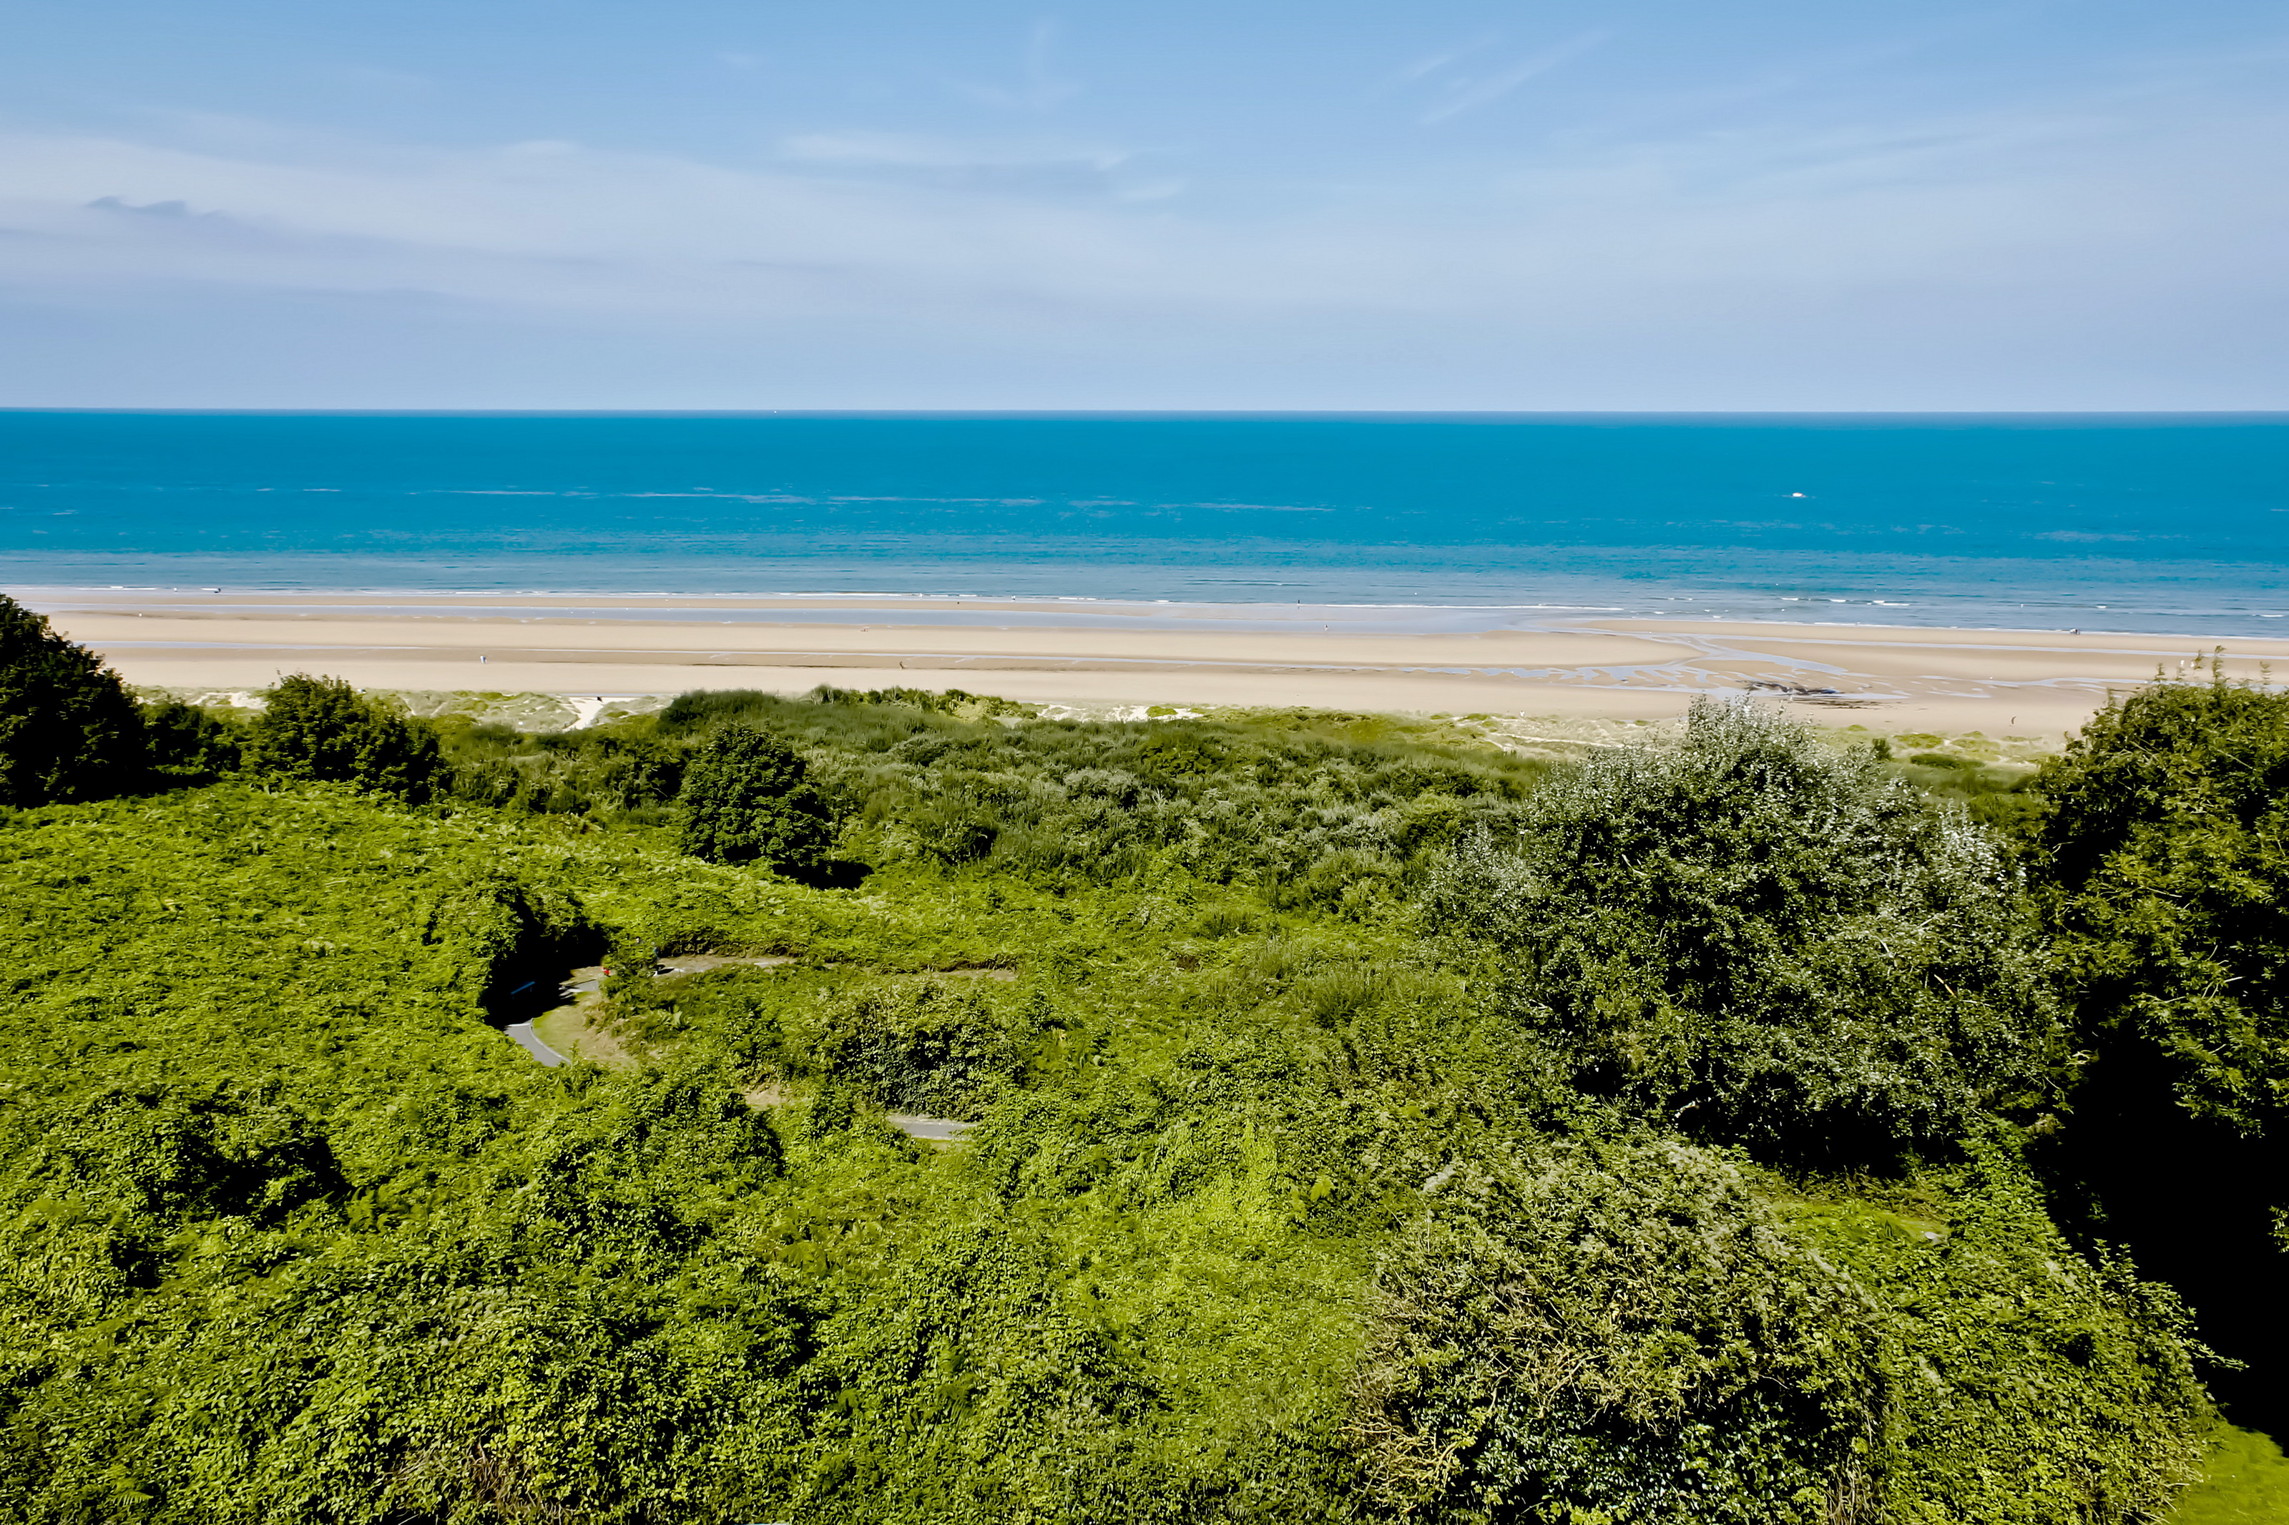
949, 20, 1082, 112
1415, 32, 1614, 124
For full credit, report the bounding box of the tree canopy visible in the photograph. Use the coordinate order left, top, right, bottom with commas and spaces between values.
2031, 669, 2289, 1137
676, 721, 835, 874
2024, 669, 2289, 1432
0, 592, 144, 807
240, 673, 445, 801
1432, 699, 2060, 1166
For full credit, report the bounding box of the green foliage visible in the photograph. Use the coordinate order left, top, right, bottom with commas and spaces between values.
241, 673, 446, 801
441, 718, 682, 819
677, 721, 837, 873
1351, 1136, 1882, 1525
2029, 670, 2289, 1137
422, 867, 600, 1017
1887, 752, 2043, 835
800, 682, 1037, 720
1783, 1141, 2210, 1524
0, 591, 144, 806
618, 968, 1047, 1120
429, 685, 1542, 902
1433, 699, 2061, 1165
139, 697, 244, 785
0, 691, 2239, 1524
2021, 670, 2289, 1431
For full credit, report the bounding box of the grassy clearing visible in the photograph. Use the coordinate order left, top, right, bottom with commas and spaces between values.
2164, 1425, 2289, 1524
531, 998, 637, 1068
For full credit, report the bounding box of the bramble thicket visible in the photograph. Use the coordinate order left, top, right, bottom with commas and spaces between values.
0, 592, 2279, 1523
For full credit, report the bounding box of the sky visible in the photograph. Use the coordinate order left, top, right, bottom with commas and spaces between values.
1, 0, 2284, 411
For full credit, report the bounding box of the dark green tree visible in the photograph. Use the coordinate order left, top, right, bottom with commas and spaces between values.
0, 593, 145, 807
241, 674, 445, 802
141, 699, 244, 786
2026, 667, 2289, 1427
676, 723, 834, 874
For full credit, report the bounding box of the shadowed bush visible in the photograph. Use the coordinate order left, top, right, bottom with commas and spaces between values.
0, 593, 145, 806
242, 674, 446, 801
2023, 669, 2289, 1431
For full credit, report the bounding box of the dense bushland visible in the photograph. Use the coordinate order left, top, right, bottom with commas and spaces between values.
0, 643, 2262, 1521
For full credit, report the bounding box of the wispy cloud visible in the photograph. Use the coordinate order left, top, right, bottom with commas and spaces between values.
1411, 31, 1612, 124
0, 64, 2282, 407
778, 131, 1124, 172
773, 129, 1158, 201
1380, 35, 1498, 92
950, 20, 1081, 112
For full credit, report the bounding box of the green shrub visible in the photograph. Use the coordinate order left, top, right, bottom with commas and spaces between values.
421, 868, 599, 1018
675, 723, 836, 874
441, 720, 681, 818
1784, 1141, 2211, 1524
241, 674, 445, 801
140, 698, 243, 785
1432, 699, 2061, 1165
1350, 1135, 1882, 1525
2023, 670, 2289, 1429
2029, 671, 2289, 1136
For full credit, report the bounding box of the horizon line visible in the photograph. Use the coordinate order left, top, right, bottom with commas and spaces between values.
5, 407, 2287, 422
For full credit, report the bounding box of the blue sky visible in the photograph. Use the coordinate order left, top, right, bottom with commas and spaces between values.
2, 0, 2283, 409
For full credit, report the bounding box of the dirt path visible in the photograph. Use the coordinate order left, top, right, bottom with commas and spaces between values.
501, 956, 977, 1143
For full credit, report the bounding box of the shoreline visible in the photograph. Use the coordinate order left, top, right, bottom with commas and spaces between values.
21, 585, 2287, 746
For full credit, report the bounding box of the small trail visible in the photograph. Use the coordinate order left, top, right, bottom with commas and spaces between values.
500, 956, 977, 1142
505, 1016, 570, 1067
887, 1114, 974, 1142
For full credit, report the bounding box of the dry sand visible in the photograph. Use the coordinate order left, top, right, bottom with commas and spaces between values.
23, 587, 2286, 746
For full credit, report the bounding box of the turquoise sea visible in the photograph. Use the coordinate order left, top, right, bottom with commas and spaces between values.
2, 411, 2284, 635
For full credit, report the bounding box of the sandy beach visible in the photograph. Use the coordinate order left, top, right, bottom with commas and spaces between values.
21, 587, 2286, 744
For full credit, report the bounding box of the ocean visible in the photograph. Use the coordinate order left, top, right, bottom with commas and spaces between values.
2, 411, 2284, 635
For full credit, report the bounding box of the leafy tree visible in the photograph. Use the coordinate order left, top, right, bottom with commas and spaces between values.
140, 698, 243, 786
241, 674, 445, 801
0, 593, 144, 806
2030, 669, 2289, 1137
1433, 699, 2061, 1165
2025, 669, 2289, 1428
676, 722, 834, 874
